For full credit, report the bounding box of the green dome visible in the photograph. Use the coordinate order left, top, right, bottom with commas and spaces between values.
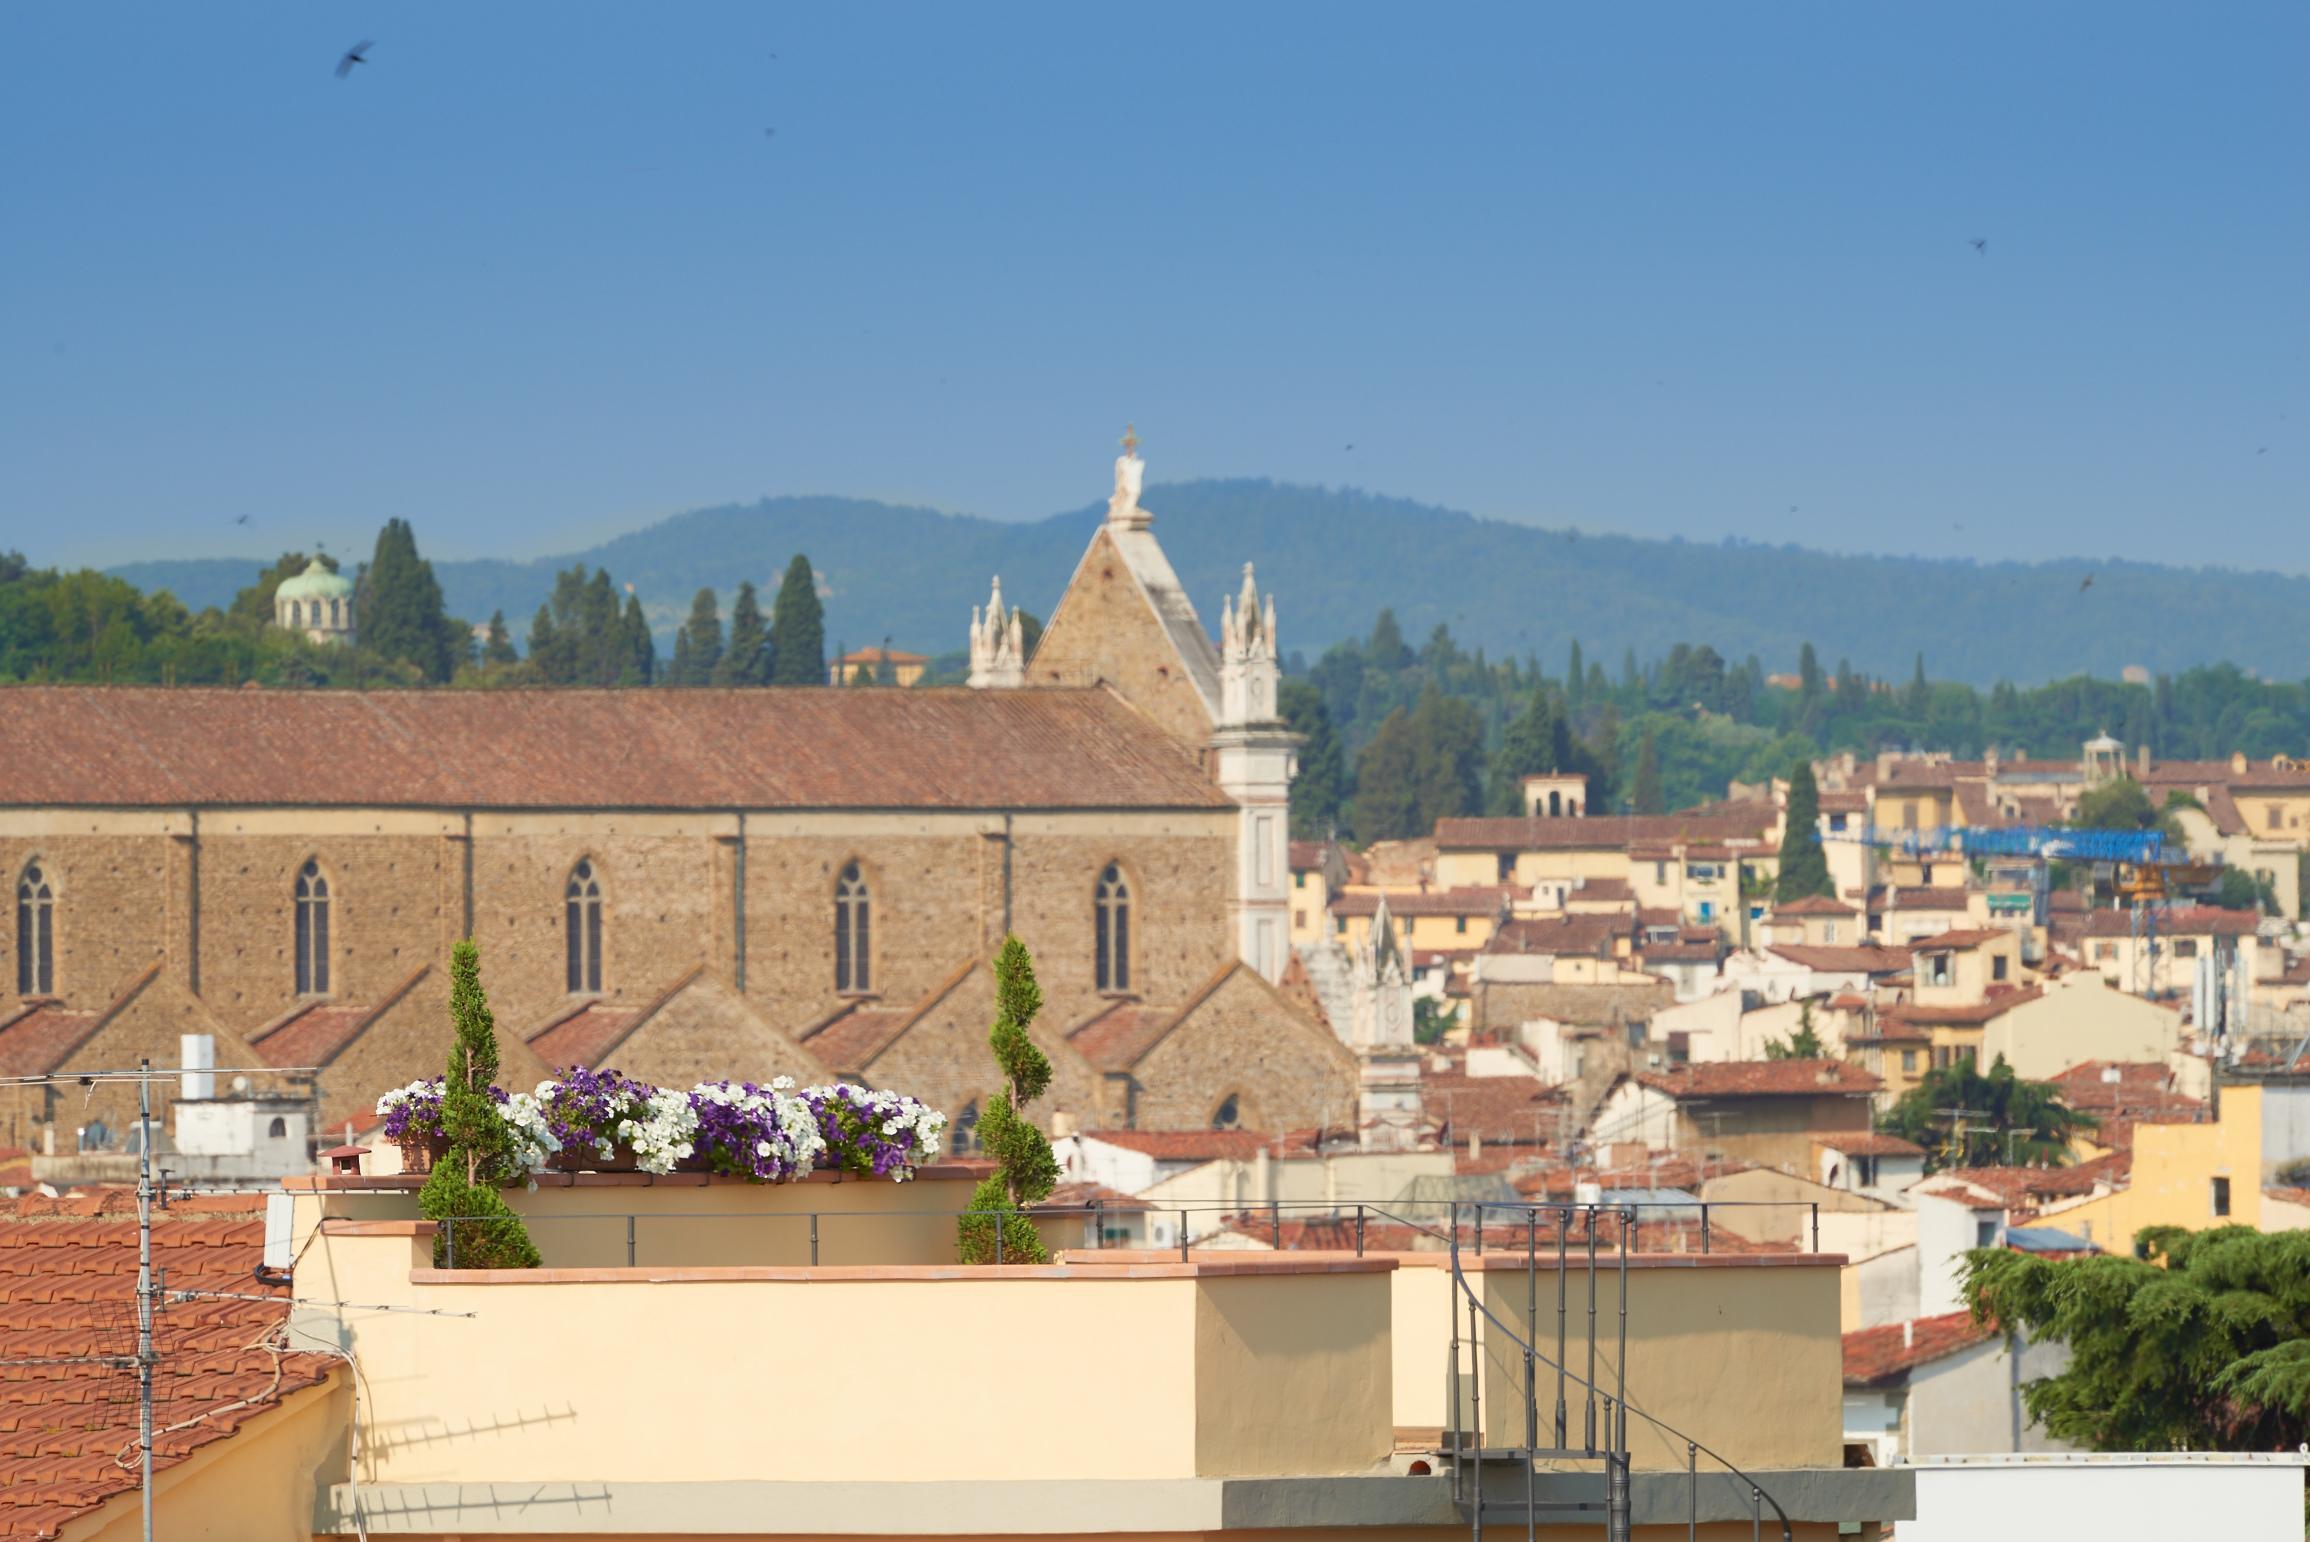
275, 557, 353, 602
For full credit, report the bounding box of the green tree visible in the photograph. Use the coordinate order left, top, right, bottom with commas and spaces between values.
1367, 608, 1411, 671
1349, 706, 1422, 842
679, 588, 723, 684
362, 519, 458, 682
417, 940, 540, 1270
1798, 642, 1822, 702
2074, 776, 2170, 834
767, 554, 825, 685
957, 936, 1058, 1264
1763, 1002, 1826, 1059
1630, 729, 1664, 815
618, 593, 655, 684
1903, 653, 1930, 718
1565, 641, 1585, 711
717, 581, 769, 686
1965, 1225, 2310, 1451
1774, 760, 1835, 900
481, 610, 519, 668
2217, 866, 2266, 914
666, 627, 694, 687
1880, 1055, 2095, 1171
1486, 684, 1570, 815
1279, 678, 1348, 838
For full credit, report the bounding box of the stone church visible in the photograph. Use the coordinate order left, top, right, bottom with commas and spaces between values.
0, 438, 1357, 1150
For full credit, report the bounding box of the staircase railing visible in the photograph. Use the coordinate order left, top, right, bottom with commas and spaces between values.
1444, 1201, 1793, 1541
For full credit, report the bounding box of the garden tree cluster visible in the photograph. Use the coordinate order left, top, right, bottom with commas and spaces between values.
1965, 1225, 2310, 1451
1879, 1056, 2095, 1171
1774, 761, 1835, 902
1278, 679, 1350, 838
523, 565, 656, 685
957, 935, 1060, 1265
1349, 686, 1488, 842
2071, 776, 2178, 837
659, 555, 828, 687
1629, 730, 1664, 815
767, 553, 827, 685
417, 940, 540, 1270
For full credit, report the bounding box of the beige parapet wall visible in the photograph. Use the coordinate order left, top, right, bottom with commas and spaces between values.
289, 1219, 1393, 1487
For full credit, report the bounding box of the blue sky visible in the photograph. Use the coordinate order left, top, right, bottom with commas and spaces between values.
1, 3, 2302, 569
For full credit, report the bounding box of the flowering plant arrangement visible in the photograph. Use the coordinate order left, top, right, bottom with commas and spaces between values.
376, 1079, 446, 1144
804, 1083, 946, 1180
500, 1089, 565, 1176
533, 1065, 654, 1166
618, 1085, 699, 1175
688, 1077, 825, 1182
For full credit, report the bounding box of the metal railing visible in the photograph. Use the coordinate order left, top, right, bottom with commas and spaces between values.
423, 1195, 1828, 1269
1444, 1201, 1793, 1542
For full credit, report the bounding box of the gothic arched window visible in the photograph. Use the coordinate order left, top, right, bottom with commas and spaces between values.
566, 859, 604, 994
294, 859, 331, 996
834, 863, 871, 994
1095, 863, 1131, 994
15, 861, 55, 997
952, 1099, 980, 1155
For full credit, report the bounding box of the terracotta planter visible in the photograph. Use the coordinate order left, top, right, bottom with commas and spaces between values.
551, 1140, 641, 1174
396, 1133, 449, 1175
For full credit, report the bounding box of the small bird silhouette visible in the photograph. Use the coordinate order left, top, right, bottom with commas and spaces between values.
233, 515, 250, 526
1969, 238, 1987, 255
2258, 446, 2269, 455
335, 41, 372, 78
2079, 575, 2095, 592
763, 128, 776, 139
1343, 443, 1355, 452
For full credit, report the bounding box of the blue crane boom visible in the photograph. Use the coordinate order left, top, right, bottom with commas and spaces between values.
1818, 824, 2165, 864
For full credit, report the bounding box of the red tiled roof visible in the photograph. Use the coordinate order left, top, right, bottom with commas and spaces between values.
247, 1003, 375, 1070
798, 960, 981, 1074
1815, 1132, 1925, 1157
1433, 810, 1775, 851
1066, 1002, 1178, 1071
1880, 988, 2044, 1028
1423, 1071, 1564, 1146
1635, 1060, 1879, 1098
1843, 1311, 1996, 1385
2046, 1061, 2200, 1116
2083, 906, 2260, 938
526, 1000, 651, 1070
1771, 897, 1856, 917
1074, 1130, 1279, 1162
1817, 791, 1868, 814
1330, 886, 1523, 918
0, 1006, 103, 1079
1287, 841, 1326, 871
1889, 888, 1971, 911
1484, 914, 1631, 959
1036, 1181, 1150, 1212
0, 1194, 336, 1540
1910, 928, 2007, 950
1568, 877, 1632, 901
0, 687, 1231, 811
1917, 1165, 2105, 1207
1766, 944, 1912, 975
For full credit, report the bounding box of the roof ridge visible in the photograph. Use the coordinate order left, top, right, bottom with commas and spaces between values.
590, 962, 712, 1065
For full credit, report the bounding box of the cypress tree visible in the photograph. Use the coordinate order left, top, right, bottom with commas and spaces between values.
483, 610, 519, 668
1775, 760, 1835, 901
1367, 609, 1411, 672
717, 581, 768, 686
1798, 642, 1823, 701
417, 940, 539, 1269
958, 936, 1058, 1264
767, 555, 825, 686
667, 628, 694, 686
1904, 653, 1931, 718
619, 594, 655, 685
1565, 641, 1585, 711
1631, 729, 1664, 815
1487, 684, 1568, 815
363, 519, 456, 682
680, 588, 723, 684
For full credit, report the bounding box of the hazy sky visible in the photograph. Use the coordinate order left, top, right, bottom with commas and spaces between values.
2, 3, 2302, 570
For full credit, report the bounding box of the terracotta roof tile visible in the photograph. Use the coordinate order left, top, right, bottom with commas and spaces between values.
1433, 810, 1775, 851
0, 1008, 103, 1080
1915, 1165, 2105, 1207
0, 687, 1229, 811
1880, 989, 2044, 1027
1484, 914, 1631, 959
2083, 905, 2260, 938
1889, 888, 1971, 911
1909, 928, 2007, 950
1330, 886, 1523, 918
1065, 1002, 1178, 1071
1770, 897, 1856, 917
1074, 1130, 1279, 1162
1814, 1132, 1924, 1157
1843, 1311, 1996, 1385
0, 1195, 335, 1540
1634, 1060, 1880, 1098
525, 1001, 651, 1070
1765, 944, 1912, 975
1422, 1071, 1564, 1146
797, 1003, 919, 1076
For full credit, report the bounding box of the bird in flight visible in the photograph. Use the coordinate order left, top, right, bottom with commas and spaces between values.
233, 515, 250, 526
2079, 575, 2095, 592
336, 41, 373, 78
764, 128, 777, 139
1343, 443, 1355, 452
1968, 238, 1987, 255
2258, 446, 2269, 455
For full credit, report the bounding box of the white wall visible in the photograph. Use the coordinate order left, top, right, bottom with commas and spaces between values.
1909, 1335, 2072, 1457
1913, 1191, 2000, 1318
1903, 1456, 2307, 1542
1846, 1244, 1920, 1331
1586, 1080, 1677, 1151
2259, 1081, 2310, 1181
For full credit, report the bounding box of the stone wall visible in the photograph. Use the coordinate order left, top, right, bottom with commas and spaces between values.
1125, 968, 1360, 1136
1029, 527, 1216, 751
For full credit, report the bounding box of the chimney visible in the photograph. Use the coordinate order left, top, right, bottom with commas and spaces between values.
2138, 743, 2151, 775
179, 1034, 216, 1101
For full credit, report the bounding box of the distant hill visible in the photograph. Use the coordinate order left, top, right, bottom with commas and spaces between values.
107, 480, 2310, 685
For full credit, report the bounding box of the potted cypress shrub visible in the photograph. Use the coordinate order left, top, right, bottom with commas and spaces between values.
956, 935, 1058, 1264
418, 940, 541, 1270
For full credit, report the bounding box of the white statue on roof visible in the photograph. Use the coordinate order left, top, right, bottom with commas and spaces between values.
1108, 423, 1150, 530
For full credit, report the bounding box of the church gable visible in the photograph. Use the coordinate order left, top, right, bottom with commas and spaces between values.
1119, 963, 1359, 1135
47, 970, 284, 1138
554, 969, 833, 1090
292, 969, 553, 1128
839, 958, 1101, 1138
1030, 526, 1218, 750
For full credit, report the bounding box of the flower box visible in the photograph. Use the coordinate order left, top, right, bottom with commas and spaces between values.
396, 1132, 450, 1175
